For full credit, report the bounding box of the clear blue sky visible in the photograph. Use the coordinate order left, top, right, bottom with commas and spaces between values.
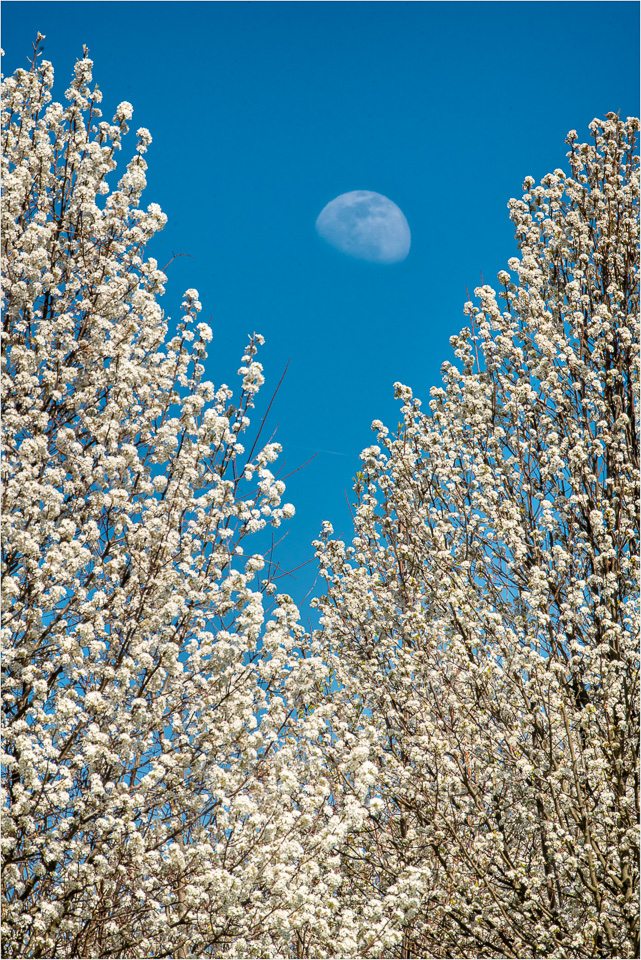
4, 2, 639, 620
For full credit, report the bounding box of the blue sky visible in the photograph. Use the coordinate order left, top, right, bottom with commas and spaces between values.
3, 1, 639, 620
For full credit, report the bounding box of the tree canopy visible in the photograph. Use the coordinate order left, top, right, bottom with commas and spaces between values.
2, 42, 638, 959
1, 42, 330, 959
311, 112, 639, 959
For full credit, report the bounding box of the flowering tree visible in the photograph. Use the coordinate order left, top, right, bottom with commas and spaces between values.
1, 41, 330, 959
311, 115, 639, 958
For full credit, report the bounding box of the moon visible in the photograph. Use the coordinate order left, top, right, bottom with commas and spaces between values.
315, 190, 411, 264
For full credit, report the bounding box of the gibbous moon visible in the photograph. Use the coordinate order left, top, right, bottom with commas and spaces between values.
315, 190, 411, 264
